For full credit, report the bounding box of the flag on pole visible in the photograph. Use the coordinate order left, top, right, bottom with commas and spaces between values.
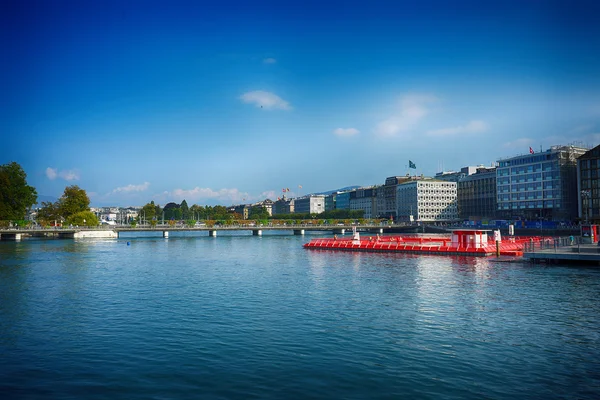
529, 147, 534, 154
409, 160, 416, 169
286, 188, 290, 192
298, 185, 302, 189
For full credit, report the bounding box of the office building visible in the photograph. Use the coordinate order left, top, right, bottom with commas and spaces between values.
496, 145, 588, 221
457, 166, 497, 220
294, 195, 326, 214
397, 180, 458, 222
349, 186, 379, 219
577, 144, 600, 223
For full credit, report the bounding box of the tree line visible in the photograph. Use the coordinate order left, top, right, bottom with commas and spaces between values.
0, 161, 366, 228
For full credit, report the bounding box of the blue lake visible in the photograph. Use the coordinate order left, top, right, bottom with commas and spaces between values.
1, 232, 600, 399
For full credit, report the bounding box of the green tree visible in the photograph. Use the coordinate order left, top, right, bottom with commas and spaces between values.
37, 201, 61, 225
180, 199, 189, 220
249, 206, 269, 220
163, 202, 180, 220
66, 211, 99, 227
0, 162, 38, 220
212, 205, 229, 220
139, 201, 157, 223
58, 185, 90, 219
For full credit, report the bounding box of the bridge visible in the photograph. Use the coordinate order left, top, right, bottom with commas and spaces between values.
0, 223, 405, 240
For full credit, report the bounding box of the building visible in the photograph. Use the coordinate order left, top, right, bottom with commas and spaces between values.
349, 186, 378, 219
272, 197, 295, 215
294, 195, 326, 214
335, 191, 351, 210
377, 175, 422, 220
457, 166, 497, 221
397, 180, 458, 222
496, 144, 588, 221
325, 193, 337, 211
435, 166, 478, 182
577, 144, 600, 223
230, 204, 250, 219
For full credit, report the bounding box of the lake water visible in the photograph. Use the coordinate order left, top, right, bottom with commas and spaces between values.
1, 231, 600, 399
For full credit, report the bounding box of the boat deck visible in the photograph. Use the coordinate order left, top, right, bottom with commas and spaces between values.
303, 235, 546, 257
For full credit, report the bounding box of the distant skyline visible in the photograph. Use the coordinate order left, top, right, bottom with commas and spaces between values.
2, 0, 600, 206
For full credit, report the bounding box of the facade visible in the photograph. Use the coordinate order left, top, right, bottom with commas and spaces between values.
231, 204, 250, 219
457, 166, 497, 220
397, 180, 458, 222
325, 193, 336, 211
435, 166, 478, 182
254, 199, 273, 216
349, 186, 378, 219
577, 144, 600, 223
377, 175, 422, 220
335, 191, 351, 210
272, 197, 295, 215
496, 145, 588, 221
293, 195, 326, 214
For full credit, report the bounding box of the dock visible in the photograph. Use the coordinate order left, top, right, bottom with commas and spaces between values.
524, 244, 600, 265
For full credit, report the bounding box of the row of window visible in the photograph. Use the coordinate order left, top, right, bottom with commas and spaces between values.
498, 182, 559, 192
579, 159, 599, 169
498, 201, 560, 209
497, 154, 554, 168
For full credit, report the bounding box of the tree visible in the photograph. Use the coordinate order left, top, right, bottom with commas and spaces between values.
37, 201, 61, 225
0, 162, 38, 220
249, 206, 269, 220
139, 201, 157, 223
66, 211, 99, 227
180, 199, 189, 220
58, 185, 90, 219
163, 202, 180, 220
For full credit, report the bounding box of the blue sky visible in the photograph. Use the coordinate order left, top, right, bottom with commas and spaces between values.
2, 0, 600, 206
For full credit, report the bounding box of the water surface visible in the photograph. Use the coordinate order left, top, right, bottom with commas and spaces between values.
1, 232, 599, 399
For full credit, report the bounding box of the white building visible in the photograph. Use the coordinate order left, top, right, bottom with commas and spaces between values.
294, 195, 326, 214
397, 180, 458, 222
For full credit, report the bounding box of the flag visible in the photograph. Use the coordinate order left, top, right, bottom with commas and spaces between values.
529, 147, 534, 154
409, 160, 416, 169
286, 188, 290, 192
298, 185, 302, 189
282, 188, 285, 192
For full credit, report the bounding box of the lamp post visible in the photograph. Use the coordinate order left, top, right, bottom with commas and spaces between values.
582, 190, 591, 224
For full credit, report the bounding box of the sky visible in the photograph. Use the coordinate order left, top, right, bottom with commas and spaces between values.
2, 0, 600, 207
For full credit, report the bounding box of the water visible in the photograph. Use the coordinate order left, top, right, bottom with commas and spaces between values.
1, 232, 600, 399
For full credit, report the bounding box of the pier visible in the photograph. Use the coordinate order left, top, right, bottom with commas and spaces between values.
524, 241, 600, 265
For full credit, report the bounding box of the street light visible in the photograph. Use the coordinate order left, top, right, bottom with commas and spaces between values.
582, 190, 591, 224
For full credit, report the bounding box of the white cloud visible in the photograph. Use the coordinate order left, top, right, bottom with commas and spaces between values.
259, 190, 277, 200
46, 167, 79, 181
112, 182, 150, 194
333, 127, 360, 137
46, 167, 57, 180
239, 90, 291, 110
427, 120, 489, 136
503, 138, 534, 149
168, 187, 251, 203
375, 94, 438, 138
263, 58, 277, 64
60, 170, 80, 181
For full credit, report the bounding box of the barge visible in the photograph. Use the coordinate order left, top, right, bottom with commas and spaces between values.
304, 228, 546, 257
